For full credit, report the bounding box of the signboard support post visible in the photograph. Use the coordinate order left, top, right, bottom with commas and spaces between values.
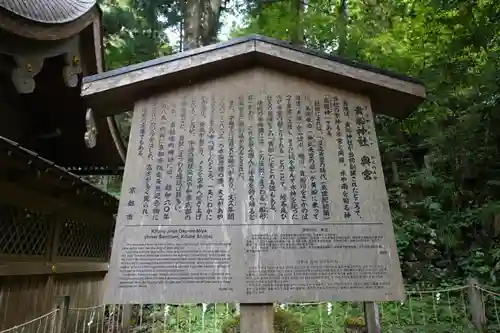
363, 301, 380, 333
53, 295, 70, 333
240, 303, 274, 333
467, 278, 486, 331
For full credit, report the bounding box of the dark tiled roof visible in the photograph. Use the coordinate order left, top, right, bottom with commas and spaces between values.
0, 135, 118, 205
0, 0, 96, 24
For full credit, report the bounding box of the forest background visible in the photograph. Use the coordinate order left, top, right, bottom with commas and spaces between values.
94, 0, 500, 290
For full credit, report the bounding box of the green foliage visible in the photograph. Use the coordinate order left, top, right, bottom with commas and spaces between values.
126, 296, 495, 332
99, 0, 175, 70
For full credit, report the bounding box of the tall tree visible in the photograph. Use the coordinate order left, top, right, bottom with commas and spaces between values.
99, 0, 174, 69
183, 0, 227, 50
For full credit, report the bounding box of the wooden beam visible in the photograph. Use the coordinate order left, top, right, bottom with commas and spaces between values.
0, 261, 108, 276
0, 180, 113, 226
0, 7, 99, 41
0, 138, 119, 214
0, 167, 117, 214
0, 31, 79, 60
82, 40, 255, 117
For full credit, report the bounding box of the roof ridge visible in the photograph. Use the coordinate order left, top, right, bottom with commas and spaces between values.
84, 35, 423, 86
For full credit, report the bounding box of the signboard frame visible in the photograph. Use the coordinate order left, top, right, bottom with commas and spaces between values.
105, 68, 409, 304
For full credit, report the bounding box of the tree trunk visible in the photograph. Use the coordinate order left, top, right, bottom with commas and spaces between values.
290, 0, 303, 46
183, 0, 224, 50
183, 0, 202, 50
201, 0, 223, 46
337, 0, 348, 55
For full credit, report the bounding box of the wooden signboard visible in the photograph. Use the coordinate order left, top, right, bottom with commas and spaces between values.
104, 68, 406, 304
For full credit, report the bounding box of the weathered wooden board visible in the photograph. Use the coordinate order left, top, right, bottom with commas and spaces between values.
82, 36, 426, 119
105, 68, 404, 304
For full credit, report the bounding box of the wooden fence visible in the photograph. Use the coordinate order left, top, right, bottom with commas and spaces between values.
1, 281, 499, 333
0, 272, 107, 330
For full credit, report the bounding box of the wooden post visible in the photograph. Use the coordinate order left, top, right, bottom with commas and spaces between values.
120, 304, 133, 333
363, 301, 380, 333
240, 303, 274, 333
53, 296, 70, 333
467, 278, 486, 332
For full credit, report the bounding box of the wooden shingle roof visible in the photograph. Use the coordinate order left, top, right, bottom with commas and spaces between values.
0, 0, 95, 24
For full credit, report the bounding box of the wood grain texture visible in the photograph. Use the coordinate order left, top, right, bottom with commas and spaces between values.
82, 36, 425, 119
240, 304, 274, 333
105, 68, 405, 304
0, 262, 109, 276
0, 272, 105, 330
0, 0, 95, 24
254, 41, 425, 98
0, 7, 98, 41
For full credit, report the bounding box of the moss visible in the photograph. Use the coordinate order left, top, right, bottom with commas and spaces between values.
344, 316, 366, 332
344, 316, 365, 326
221, 309, 304, 333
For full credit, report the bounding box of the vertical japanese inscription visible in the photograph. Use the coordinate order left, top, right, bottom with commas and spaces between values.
247, 95, 256, 220
216, 98, 226, 220
138, 106, 147, 157
142, 101, 157, 217
175, 98, 186, 214
153, 102, 167, 221
287, 96, 298, 220
125, 186, 136, 222
185, 97, 196, 220
277, 96, 287, 220
227, 100, 236, 220
319, 97, 331, 220
123, 92, 390, 227
345, 101, 355, 221
163, 102, 176, 220
309, 100, 320, 220
266, 96, 275, 215
238, 96, 245, 181
259, 98, 268, 219
110, 69, 403, 305
206, 96, 216, 220
195, 97, 206, 220
296, 96, 309, 220
339, 100, 351, 219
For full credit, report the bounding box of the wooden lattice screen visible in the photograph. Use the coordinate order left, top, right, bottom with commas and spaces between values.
56, 220, 112, 260
0, 202, 112, 262
0, 203, 51, 259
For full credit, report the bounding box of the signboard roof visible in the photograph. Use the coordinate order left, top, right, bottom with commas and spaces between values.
82, 35, 426, 119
